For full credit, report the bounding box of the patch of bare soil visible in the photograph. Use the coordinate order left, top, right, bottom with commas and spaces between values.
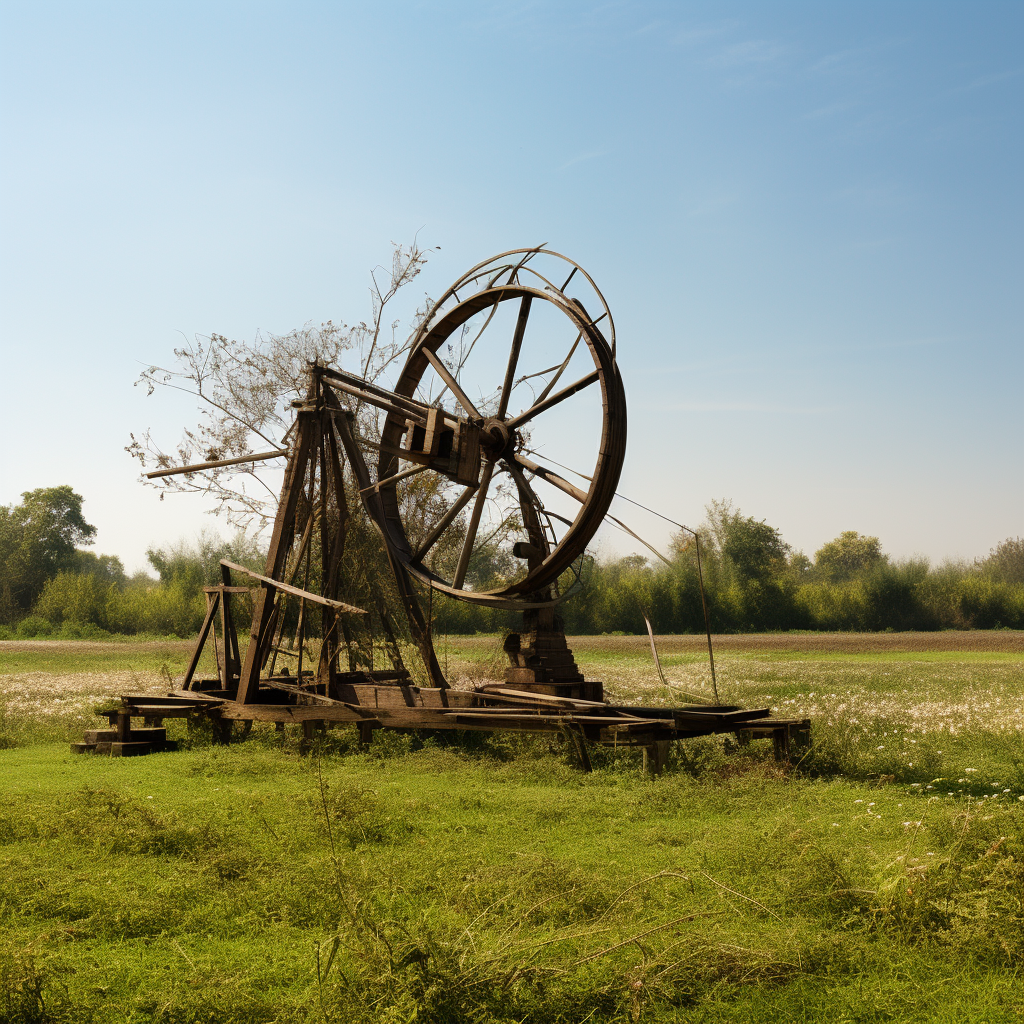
0, 640, 193, 655
569, 631, 1024, 655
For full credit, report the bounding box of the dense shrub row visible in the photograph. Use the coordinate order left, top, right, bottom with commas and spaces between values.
0, 533, 262, 640
431, 511, 1024, 635
428, 553, 1024, 635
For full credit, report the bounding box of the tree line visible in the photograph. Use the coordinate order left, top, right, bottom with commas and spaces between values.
0, 487, 262, 638
2, 488, 1021, 639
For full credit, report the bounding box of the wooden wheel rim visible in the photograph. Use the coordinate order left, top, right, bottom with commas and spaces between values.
376, 282, 627, 604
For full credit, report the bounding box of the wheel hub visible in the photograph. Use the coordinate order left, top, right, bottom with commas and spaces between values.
481, 417, 516, 461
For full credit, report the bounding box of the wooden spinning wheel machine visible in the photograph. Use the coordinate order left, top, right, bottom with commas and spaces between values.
76, 250, 805, 768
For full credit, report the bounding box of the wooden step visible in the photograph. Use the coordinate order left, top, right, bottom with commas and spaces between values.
110, 741, 153, 757
84, 728, 167, 744
74, 736, 178, 756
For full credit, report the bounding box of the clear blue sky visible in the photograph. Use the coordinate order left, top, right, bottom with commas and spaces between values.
2, 1, 1021, 572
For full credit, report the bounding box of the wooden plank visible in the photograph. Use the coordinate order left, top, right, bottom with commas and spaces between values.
442, 711, 674, 726
477, 686, 607, 708
261, 681, 349, 706
673, 708, 771, 723
118, 706, 202, 719
220, 559, 367, 614
471, 691, 595, 711
111, 742, 153, 757
119, 694, 223, 705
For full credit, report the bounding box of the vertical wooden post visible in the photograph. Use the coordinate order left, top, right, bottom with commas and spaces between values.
220, 563, 241, 685
772, 727, 791, 763
318, 423, 350, 689
236, 411, 316, 704
645, 740, 670, 776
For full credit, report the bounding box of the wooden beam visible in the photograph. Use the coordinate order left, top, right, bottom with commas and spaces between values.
220, 559, 367, 615
422, 347, 483, 420
146, 449, 289, 478
505, 369, 599, 430
182, 593, 218, 690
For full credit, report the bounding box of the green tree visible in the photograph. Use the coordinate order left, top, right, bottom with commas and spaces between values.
146, 530, 263, 590
704, 500, 790, 584
981, 537, 1024, 585
723, 518, 790, 584
814, 531, 884, 582
0, 486, 96, 612
72, 551, 127, 587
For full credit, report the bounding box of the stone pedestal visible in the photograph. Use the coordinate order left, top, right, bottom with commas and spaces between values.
496, 607, 603, 703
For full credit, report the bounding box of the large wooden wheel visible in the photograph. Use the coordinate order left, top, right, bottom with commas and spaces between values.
369, 249, 627, 607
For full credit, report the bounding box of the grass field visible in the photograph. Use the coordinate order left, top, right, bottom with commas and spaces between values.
2, 634, 1023, 1023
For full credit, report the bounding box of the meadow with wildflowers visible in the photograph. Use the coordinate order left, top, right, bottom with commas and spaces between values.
1, 633, 1023, 1022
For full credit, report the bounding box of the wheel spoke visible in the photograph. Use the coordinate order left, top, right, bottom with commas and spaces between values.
497, 296, 532, 419
412, 484, 477, 563
513, 453, 589, 504
532, 310, 607, 407
423, 348, 482, 420
506, 369, 599, 430
534, 332, 582, 406
453, 462, 494, 589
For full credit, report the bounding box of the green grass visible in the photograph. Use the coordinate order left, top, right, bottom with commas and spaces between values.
2, 740, 1024, 1023
0, 641, 197, 677
2, 637, 1024, 1022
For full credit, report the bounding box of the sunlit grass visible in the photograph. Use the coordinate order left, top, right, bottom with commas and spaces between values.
2, 635, 1023, 1021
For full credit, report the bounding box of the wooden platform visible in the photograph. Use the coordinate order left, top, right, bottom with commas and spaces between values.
73, 682, 811, 772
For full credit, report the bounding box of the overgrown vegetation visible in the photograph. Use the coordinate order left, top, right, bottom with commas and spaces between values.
3, 638, 1023, 1020
0, 525, 262, 640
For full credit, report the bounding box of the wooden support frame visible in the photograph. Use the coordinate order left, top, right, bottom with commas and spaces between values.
81, 252, 804, 768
